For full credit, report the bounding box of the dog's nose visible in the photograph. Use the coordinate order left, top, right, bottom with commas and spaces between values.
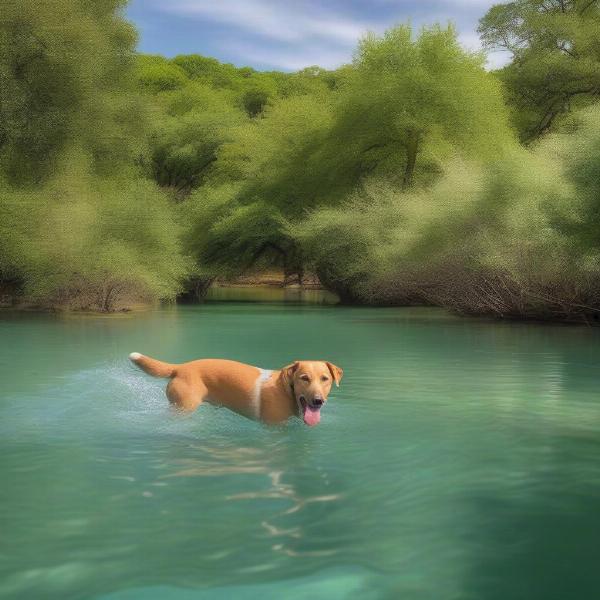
313, 398, 324, 407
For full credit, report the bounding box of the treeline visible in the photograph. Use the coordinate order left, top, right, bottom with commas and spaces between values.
1, 0, 600, 321
0, 0, 189, 310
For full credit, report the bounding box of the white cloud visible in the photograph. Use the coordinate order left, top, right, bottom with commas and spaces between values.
457, 32, 511, 70
149, 0, 509, 71
484, 49, 512, 70
458, 31, 483, 51
160, 0, 382, 45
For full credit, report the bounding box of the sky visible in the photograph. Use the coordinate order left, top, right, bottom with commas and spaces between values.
126, 0, 511, 72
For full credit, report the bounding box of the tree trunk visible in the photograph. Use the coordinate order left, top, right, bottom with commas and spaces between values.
297, 264, 304, 287
193, 277, 214, 300
178, 277, 215, 303
403, 130, 420, 188
315, 265, 361, 304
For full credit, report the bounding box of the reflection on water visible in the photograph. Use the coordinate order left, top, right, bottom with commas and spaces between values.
0, 304, 599, 599
205, 285, 338, 304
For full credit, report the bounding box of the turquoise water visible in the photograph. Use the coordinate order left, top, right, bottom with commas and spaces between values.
1, 300, 600, 599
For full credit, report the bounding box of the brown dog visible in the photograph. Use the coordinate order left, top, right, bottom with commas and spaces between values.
129, 353, 343, 426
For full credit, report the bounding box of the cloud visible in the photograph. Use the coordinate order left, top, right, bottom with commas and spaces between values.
143, 0, 510, 71
458, 31, 512, 69
160, 0, 382, 46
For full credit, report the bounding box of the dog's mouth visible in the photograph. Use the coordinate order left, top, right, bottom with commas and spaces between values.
299, 396, 323, 426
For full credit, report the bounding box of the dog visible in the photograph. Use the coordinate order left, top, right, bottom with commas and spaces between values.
129, 353, 343, 426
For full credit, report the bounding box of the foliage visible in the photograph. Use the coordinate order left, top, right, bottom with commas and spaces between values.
0, 159, 191, 311
0, 0, 190, 310
298, 105, 600, 322
180, 25, 513, 285
3, 0, 600, 321
0, 0, 140, 184
479, 0, 600, 140
144, 84, 246, 195
328, 24, 514, 188
137, 55, 189, 92
182, 94, 334, 281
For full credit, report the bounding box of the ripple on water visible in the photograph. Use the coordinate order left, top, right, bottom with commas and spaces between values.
1, 306, 600, 599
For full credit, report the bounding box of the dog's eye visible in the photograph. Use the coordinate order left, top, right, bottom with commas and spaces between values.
321, 375, 329, 382
300, 374, 310, 382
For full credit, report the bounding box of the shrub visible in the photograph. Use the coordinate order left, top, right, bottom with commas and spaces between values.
297, 105, 600, 322
0, 158, 191, 311
137, 56, 189, 93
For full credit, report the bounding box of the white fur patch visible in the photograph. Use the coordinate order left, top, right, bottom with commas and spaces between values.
129, 352, 142, 361
251, 368, 272, 421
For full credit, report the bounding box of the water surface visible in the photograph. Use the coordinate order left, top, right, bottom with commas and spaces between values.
1, 299, 599, 599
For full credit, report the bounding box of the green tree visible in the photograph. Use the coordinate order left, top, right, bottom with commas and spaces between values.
173, 54, 241, 87
183, 25, 513, 286
0, 0, 191, 310
298, 105, 600, 320
172, 54, 278, 117
186, 96, 331, 278
479, 0, 600, 140
144, 83, 247, 196
137, 55, 189, 92
0, 154, 191, 311
329, 24, 513, 189
0, 0, 140, 183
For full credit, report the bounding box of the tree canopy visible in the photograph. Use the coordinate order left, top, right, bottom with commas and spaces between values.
177, 25, 514, 285
479, 0, 600, 140
0, 0, 190, 310
327, 24, 514, 189
0, 0, 140, 184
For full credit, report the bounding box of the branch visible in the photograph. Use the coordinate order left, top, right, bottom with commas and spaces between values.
578, 0, 598, 15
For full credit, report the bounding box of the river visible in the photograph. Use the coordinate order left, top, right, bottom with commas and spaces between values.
1, 292, 599, 599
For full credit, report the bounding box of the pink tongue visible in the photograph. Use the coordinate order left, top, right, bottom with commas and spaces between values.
303, 406, 321, 426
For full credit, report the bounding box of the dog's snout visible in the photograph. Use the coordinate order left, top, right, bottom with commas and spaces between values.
313, 398, 324, 407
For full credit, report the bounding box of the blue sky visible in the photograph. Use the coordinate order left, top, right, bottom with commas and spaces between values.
126, 0, 510, 71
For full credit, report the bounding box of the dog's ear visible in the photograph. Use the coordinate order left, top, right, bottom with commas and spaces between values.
326, 362, 343, 387
283, 361, 300, 381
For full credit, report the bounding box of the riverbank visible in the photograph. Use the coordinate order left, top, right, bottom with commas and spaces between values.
3, 270, 600, 325
0, 274, 331, 313
215, 270, 323, 289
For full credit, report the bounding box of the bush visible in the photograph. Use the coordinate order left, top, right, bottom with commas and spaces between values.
297, 105, 600, 322
145, 84, 246, 195
137, 56, 189, 92
0, 158, 192, 311
424, 109, 600, 321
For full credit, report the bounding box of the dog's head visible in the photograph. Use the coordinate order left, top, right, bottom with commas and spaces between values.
283, 360, 343, 426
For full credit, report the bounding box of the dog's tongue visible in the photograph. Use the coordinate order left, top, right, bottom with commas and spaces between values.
303, 405, 321, 426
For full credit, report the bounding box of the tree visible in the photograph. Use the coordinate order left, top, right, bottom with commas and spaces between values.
0, 153, 192, 311
183, 94, 334, 283
0, 0, 140, 184
327, 24, 513, 189
479, 0, 600, 140
0, 1, 191, 309
181, 25, 513, 286
172, 54, 278, 117
143, 83, 247, 196
137, 55, 189, 92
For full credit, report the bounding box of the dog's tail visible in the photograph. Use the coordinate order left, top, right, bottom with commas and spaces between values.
129, 352, 176, 378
